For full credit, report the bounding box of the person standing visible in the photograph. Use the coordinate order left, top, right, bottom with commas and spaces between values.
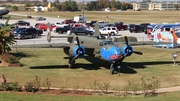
1, 74, 6, 85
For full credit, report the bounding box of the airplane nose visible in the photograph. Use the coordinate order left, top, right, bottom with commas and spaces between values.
109, 46, 121, 59
100, 46, 121, 61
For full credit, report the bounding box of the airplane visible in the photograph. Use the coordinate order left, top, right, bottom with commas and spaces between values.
0, 8, 9, 18
11, 22, 171, 75
26, 2, 52, 12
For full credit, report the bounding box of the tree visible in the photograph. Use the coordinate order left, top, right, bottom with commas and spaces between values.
0, 16, 15, 54
43, 0, 48, 3
12, 6, 18, 11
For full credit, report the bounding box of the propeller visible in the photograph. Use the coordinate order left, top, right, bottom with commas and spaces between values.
47, 22, 51, 42
69, 35, 83, 67
124, 36, 143, 56
76, 35, 80, 46
133, 51, 143, 55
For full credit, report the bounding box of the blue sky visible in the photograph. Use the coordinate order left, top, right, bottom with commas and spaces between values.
46, 0, 180, 2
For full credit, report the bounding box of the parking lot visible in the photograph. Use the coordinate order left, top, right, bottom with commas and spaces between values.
1, 13, 152, 45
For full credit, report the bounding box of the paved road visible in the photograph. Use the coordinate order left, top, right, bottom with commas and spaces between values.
1, 12, 152, 45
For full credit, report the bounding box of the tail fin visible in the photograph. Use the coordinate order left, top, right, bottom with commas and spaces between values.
94, 22, 100, 37
47, 2, 51, 9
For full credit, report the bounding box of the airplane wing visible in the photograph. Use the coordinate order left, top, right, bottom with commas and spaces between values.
11, 43, 70, 48
11, 42, 95, 49
114, 41, 172, 46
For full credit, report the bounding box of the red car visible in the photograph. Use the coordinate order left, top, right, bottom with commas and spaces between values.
62, 19, 76, 24
38, 23, 56, 31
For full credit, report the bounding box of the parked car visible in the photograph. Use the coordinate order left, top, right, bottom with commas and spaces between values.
129, 25, 144, 33
17, 20, 30, 26
69, 27, 94, 35
114, 22, 128, 30
127, 24, 135, 30
14, 28, 34, 39
38, 23, 56, 31
99, 27, 118, 36
140, 23, 150, 34
38, 23, 47, 31
36, 17, 46, 21
56, 25, 71, 34
55, 22, 68, 27
62, 19, 76, 24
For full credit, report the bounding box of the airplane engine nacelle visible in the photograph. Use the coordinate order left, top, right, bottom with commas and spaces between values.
69, 46, 85, 57
122, 45, 133, 57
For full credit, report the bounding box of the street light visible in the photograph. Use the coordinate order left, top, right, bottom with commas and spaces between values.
172, 53, 178, 66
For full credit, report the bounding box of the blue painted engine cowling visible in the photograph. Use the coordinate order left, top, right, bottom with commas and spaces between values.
73, 46, 85, 57
122, 45, 133, 56
100, 46, 121, 61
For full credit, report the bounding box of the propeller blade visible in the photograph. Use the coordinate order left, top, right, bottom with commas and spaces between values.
76, 35, 80, 47
69, 52, 81, 65
124, 36, 129, 46
47, 31, 51, 42
47, 22, 51, 42
133, 51, 143, 55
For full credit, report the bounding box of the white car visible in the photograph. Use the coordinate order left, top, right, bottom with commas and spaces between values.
99, 27, 118, 36
55, 22, 68, 28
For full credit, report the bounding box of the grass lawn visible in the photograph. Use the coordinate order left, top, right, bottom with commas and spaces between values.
1, 47, 180, 89
0, 90, 180, 101
8, 10, 180, 24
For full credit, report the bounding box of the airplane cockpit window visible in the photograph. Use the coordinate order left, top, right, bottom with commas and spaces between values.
99, 40, 114, 46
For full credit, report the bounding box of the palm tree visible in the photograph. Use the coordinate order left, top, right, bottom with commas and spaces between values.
0, 16, 15, 54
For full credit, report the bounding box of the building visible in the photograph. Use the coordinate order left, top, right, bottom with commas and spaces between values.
133, 2, 180, 11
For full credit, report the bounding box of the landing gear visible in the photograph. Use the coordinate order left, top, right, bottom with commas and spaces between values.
110, 62, 121, 75
110, 63, 115, 75
68, 57, 75, 68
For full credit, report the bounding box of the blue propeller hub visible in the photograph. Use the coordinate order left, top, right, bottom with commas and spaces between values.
73, 46, 85, 58
100, 46, 122, 61
122, 45, 133, 56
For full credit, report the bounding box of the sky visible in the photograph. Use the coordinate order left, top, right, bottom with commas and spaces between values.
46, 0, 180, 2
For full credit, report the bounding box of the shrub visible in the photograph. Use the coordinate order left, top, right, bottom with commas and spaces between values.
42, 77, 51, 90
9, 82, 22, 91
25, 82, 38, 93
1, 53, 20, 64
1, 83, 8, 91
98, 81, 110, 94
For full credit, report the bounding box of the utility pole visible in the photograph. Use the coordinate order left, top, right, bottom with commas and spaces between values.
82, 0, 84, 23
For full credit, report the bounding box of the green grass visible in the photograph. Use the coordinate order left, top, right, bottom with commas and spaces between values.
8, 11, 180, 24
1, 47, 180, 100
0, 91, 180, 101
1, 47, 180, 89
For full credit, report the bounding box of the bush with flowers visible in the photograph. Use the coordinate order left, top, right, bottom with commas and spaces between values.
1, 53, 20, 64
